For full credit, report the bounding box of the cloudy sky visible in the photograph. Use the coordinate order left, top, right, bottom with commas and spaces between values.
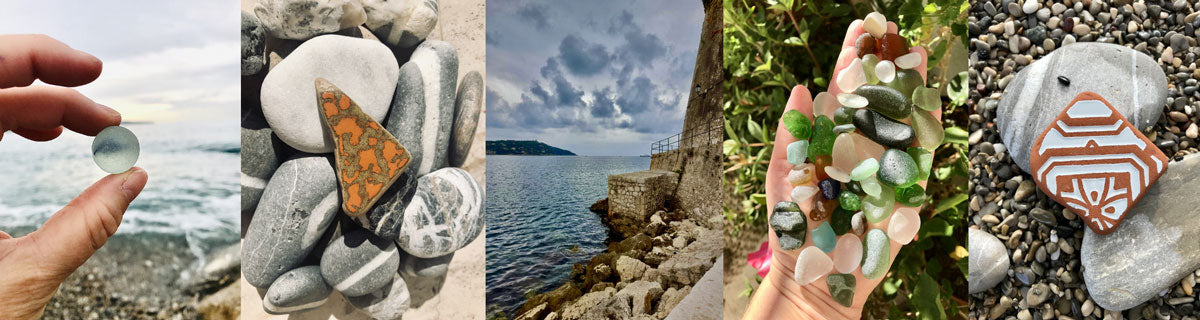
0, 1, 239, 123
487, 0, 704, 156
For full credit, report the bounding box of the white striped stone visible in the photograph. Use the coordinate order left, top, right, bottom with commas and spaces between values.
263, 266, 331, 315
396, 167, 483, 258
243, 155, 338, 288
320, 230, 401, 297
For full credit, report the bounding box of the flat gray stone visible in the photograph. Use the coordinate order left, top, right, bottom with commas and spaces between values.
968, 228, 1009, 294
243, 155, 339, 288
346, 270, 411, 319
263, 266, 331, 314
261, 35, 398, 153
396, 167, 482, 258
320, 229, 400, 297
450, 70, 483, 167
1083, 155, 1200, 311
384, 40, 458, 176
996, 42, 1166, 173
362, 0, 439, 48
253, 0, 366, 40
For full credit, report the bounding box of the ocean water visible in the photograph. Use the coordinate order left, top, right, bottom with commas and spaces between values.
0, 122, 240, 265
485, 155, 651, 317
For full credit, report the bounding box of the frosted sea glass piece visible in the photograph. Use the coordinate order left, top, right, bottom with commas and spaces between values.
92, 126, 140, 174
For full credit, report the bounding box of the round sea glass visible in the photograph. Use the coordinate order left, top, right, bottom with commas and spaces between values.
92, 126, 139, 174
832, 234, 863, 273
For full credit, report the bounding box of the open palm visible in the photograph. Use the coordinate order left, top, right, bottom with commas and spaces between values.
744, 18, 937, 319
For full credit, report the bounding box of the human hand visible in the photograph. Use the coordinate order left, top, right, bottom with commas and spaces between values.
0, 34, 148, 319
743, 18, 935, 319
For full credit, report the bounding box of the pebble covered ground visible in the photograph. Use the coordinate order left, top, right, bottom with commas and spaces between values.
968, 0, 1200, 319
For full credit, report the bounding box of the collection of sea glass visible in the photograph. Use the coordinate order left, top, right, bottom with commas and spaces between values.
768, 12, 938, 307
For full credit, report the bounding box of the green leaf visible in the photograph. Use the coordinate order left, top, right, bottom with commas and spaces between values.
933, 193, 968, 215
748, 118, 764, 143
919, 216, 955, 238
751, 193, 767, 205
947, 71, 969, 106
943, 126, 968, 146
723, 139, 739, 155
911, 273, 947, 320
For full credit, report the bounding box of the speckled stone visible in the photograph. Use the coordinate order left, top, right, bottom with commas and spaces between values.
362, 0, 439, 48
253, 0, 365, 40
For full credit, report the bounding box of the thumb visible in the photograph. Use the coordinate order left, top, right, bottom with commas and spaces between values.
28, 167, 147, 274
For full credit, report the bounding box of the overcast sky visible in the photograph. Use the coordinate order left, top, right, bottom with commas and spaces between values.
486, 0, 704, 156
0, 1, 239, 123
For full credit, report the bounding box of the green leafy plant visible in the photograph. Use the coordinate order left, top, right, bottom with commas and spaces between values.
723, 0, 968, 318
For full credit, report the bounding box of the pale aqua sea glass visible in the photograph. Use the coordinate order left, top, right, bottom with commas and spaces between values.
92, 126, 139, 174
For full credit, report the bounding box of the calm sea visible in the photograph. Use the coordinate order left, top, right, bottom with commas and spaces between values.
485, 155, 651, 317
0, 122, 240, 264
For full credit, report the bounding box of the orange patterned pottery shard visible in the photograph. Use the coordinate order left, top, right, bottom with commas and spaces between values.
315, 78, 411, 216
1029, 92, 1168, 235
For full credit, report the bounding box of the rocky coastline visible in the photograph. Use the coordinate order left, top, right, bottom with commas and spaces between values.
500, 198, 721, 320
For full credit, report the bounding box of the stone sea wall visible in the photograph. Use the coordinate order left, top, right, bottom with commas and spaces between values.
608, 171, 679, 238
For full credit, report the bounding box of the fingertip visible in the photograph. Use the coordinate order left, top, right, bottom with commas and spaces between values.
909, 45, 930, 81
887, 21, 899, 34
120, 166, 148, 200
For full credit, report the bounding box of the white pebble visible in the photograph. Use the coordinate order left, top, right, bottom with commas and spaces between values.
894, 52, 921, 69
863, 12, 887, 39
875, 60, 896, 83
836, 93, 868, 108
1022, 0, 1039, 14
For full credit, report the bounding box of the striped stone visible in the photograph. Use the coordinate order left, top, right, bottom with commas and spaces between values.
320, 229, 401, 297
396, 167, 483, 258
1030, 92, 1168, 235
263, 266, 331, 314
243, 155, 339, 288
384, 40, 458, 177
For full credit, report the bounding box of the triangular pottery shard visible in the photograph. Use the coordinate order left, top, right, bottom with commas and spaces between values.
316, 78, 411, 216
1030, 91, 1168, 235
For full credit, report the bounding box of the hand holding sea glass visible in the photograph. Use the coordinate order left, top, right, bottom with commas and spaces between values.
0, 34, 148, 319
744, 13, 935, 319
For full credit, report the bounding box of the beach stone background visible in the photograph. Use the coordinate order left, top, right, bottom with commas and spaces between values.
239, 0, 486, 318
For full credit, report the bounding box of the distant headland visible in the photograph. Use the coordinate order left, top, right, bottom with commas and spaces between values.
486, 140, 576, 156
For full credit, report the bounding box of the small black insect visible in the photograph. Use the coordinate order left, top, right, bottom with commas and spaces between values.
1057, 75, 1070, 86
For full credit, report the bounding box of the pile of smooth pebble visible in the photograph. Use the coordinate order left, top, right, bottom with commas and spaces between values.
240, 0, 484, 317
771, 12, 934, 308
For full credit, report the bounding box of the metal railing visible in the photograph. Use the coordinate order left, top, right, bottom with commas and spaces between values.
651, 116, 722, 155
